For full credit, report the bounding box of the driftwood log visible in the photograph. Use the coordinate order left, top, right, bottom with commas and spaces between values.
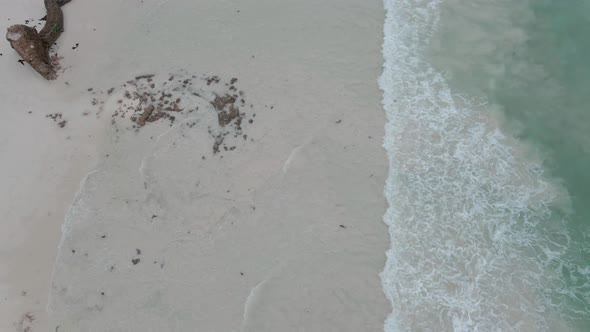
5, 0, 71, 80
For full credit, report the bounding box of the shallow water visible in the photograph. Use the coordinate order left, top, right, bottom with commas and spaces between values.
380, 0, 590, 330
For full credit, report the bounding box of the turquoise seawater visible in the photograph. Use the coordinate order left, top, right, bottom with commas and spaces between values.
494, 2, 590, 327
380, 0, 590, 330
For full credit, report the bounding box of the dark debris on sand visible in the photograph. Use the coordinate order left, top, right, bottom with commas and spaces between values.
82, 73, 264, 154
46, 113, 67, 128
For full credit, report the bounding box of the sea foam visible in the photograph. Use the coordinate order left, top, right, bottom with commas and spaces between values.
379, 0, 574, 330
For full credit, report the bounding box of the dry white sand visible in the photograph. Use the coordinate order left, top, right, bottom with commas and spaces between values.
0, 0, 388, 331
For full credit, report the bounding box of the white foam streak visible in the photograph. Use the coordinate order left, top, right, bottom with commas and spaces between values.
379, 0, 571, 330
46, 168, 99, 314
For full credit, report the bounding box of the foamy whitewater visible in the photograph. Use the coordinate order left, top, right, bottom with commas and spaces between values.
379, 0, 589, 330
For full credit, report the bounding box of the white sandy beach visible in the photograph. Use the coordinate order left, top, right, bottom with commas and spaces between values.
0, 0, 388, 331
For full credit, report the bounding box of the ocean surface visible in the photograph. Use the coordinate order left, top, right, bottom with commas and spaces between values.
380, 0, 590, 330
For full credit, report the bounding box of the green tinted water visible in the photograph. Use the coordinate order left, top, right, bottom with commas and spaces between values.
428, 0, 590, 328
498, 2, 590, 326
